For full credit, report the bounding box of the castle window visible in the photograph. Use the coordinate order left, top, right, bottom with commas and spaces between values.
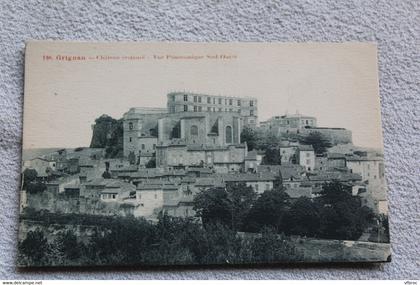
183, 95, 188, 101
129, 122, 133, 130
190, 125, 198, 136
184, 105, 188, 111
225, 126, 232, 144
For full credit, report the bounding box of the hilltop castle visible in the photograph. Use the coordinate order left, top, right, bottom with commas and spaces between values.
123, 92, 258, 172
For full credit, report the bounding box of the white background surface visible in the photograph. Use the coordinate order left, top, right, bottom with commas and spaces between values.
0, 0, 418, 279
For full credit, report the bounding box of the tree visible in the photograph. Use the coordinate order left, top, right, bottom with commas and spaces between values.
244, 188, 290, 232
54, 230, 83, 261
299, 131, 332, 154
127, 151, 136, 165
283, 197, 320, 237
90, 114, 123, 158
102, 171, 111, 179
193, 183, 256, 231
261, 147, 282, 165
249, 227, 302, 262
26, 181, 47, 194
315, 181, 374, 240
258, 132, 279, 151
19, 229, 50, 266
240, 127, 258, 151
22, 168, 38, 187
145, 157, 156, 168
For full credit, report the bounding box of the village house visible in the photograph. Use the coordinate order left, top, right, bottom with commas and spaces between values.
278, 143, 299, 164
23, 157, 57, 178
219, 172, 279, 195
346, 154, 387, 214
243, 150, 264, 172
297, 145, 315, 171
260, 113, 317, 136
134, 182, 179, 218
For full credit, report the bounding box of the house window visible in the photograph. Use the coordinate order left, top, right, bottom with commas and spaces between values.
208, 107, 211, 111
250, 100, 254, 106
194, 105, 197, 112
225, 126, 232, 144
229, 99, 233, 105
237, 100, 241, 106
183, 95, 188, 101
250, 110, 254, 116
218, 98, 222, 104
142, 144, 145, 150
213, 98, 216, 104
153, 144, 156, 150
219, 108, 222, 111
128, 122, 133, 130
193, 95, 197, 102
306, 120, 309, 124
198, 96, 202, 103
129, 137, 132, 142
207, 97, 211, 103
191, 125, 198, 136
198, 106, 202, 112
184, 105, 188, 111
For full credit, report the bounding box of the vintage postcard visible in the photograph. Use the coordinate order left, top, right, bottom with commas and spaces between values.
19, 41, 390, 267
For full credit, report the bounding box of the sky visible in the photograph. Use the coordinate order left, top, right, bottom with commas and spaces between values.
23, 42, 384, 149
